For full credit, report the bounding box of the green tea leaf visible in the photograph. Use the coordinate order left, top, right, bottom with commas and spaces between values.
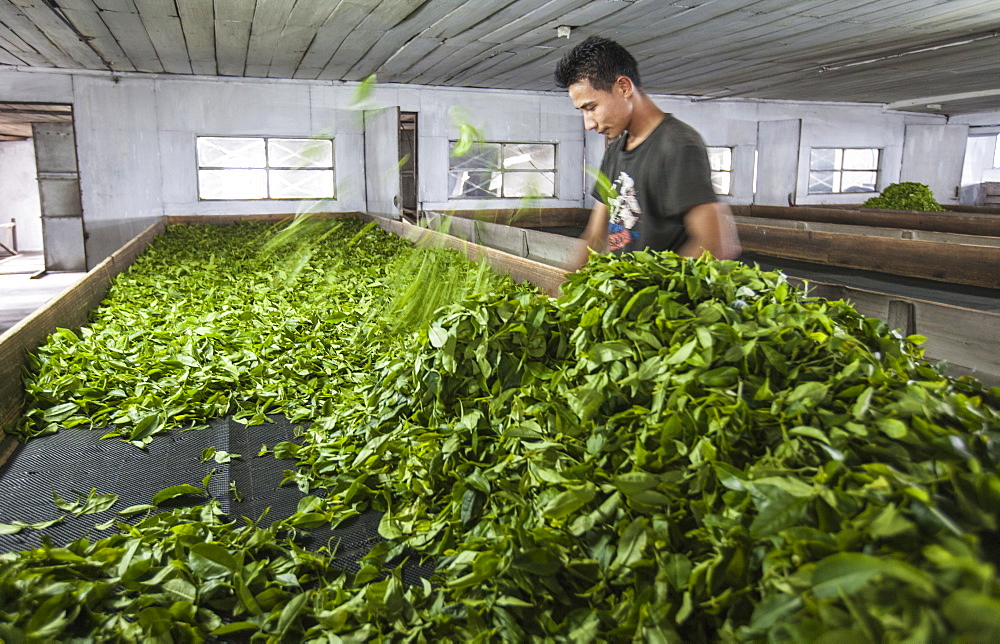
152, 484, 206, 505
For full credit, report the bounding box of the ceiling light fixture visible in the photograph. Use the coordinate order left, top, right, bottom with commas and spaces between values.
557, 25, 572, 39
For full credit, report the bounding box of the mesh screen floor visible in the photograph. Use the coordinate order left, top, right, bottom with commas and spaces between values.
0, 415, 435, 583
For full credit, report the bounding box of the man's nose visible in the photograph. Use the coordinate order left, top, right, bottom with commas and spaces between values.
584, 115, 597, 130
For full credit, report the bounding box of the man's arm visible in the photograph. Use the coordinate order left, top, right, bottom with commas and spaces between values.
571, 201, 609, 270
678, 202, 741, 260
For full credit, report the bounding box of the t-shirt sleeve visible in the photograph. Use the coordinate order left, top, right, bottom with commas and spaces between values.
665, 143, 719, 215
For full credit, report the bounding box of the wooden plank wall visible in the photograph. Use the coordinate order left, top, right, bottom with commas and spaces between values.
0, 219, 165, 463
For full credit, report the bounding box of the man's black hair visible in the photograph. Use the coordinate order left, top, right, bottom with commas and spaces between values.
554, 36, 642, 92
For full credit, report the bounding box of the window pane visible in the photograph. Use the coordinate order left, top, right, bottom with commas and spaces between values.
198, 169, 267, 199
197, 137, 266, 168
449, 170, 500, 197
841, 171, 877, 193
502, 171, 555, 197
450, 142, 501, 170
842, 148, 878, 170
503, 143, 555, 170
711, 171, 731, 195
809, 171, 837, 193
707, 147, 731, 171
810, 148, 837, 170
268, 138, 333, 168
269, 169, 334, 198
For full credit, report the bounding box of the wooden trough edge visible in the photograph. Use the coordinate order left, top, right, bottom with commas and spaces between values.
733, 205, 1000, 237
788, 279, 1000, 388
366, 215, 570, 297
737, 223, 1000, 289
0, 219, 166, 463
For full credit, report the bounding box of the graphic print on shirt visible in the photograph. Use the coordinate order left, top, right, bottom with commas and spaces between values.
607, 171, 641, 251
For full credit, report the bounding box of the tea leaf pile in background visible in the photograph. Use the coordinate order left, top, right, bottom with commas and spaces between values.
3, 223, 999, 641
862, 181, 947, 212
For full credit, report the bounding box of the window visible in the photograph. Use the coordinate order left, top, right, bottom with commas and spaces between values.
449, 142, 556, 198
196, 136, 334, 200
994, 133, 1000, 168
707, 147, 732, 195
808, 148, 880, 194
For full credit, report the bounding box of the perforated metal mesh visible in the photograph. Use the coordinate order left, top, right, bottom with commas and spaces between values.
0, 416, 436, 584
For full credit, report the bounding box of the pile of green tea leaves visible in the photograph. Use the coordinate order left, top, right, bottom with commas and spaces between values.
287, 251, 1000, 641
862, 181, 947, 212
14, 218, 518, 444
3, 223, 1000, 642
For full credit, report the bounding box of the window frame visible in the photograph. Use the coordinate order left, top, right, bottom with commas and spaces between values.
447, 140, 558, 200
196, 135, 336, 201
807, 147, 881, 195
706, 146, 734, 196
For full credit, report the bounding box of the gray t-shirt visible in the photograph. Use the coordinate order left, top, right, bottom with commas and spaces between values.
593, 114, 719, 254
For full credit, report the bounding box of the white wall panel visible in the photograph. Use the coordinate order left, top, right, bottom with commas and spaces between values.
73, 75, 163, 268
901, 124, 969, 205
0, 141, 43, 251
154, 78, 312, 134
0, 69, 73, 101
333, 133, 367, 212
419, 136, 449, 204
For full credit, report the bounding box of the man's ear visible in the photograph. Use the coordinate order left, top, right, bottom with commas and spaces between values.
616, 76, 634, 98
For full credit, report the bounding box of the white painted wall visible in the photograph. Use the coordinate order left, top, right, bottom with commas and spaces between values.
0, 140, 43, 251
0, 67, 992, 269
941, 110, 1000, 206
652, 96, 946, 206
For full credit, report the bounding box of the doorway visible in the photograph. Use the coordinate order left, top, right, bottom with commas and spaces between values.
0, 102, 82, 274
399, 112, 418, 223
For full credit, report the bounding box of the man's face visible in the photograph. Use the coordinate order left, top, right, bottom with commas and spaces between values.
568, 77, 633, 139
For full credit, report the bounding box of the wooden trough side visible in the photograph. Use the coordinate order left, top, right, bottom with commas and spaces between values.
792, 280, 1000, 387
421, 211, 581, 271
737, 223, 1000, 289
0, 219, 166, 463
734, 205, 1000, 237
369, 215, 569, 297
442, 208, 589, 229
735, 216, 1000, 247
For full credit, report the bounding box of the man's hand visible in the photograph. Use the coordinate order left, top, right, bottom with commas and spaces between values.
680, 202, 741, 260
572, 202, 610, 270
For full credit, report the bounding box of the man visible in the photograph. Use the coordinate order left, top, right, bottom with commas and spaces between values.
555, 36, 740, 268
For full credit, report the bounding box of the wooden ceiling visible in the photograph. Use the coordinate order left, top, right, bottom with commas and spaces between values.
0, 102, 71, 140
0, 0, 998, 117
